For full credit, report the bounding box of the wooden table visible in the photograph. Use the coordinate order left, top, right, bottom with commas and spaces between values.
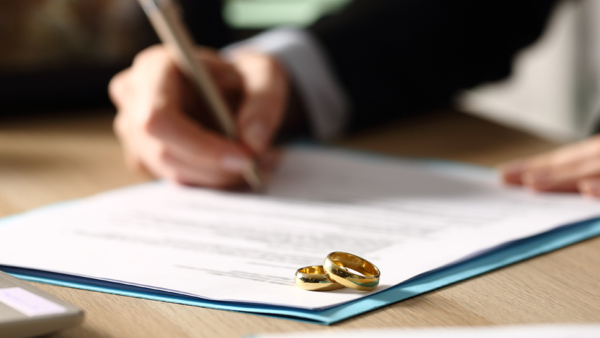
1, 109, 599, 338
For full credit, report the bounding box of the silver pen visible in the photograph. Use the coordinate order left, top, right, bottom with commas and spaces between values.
137, 0, 264, 191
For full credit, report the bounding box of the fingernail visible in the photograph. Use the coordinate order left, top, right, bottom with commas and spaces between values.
244, 121, 268, 152
221, 155, 250, 173
523, 171, 552, 189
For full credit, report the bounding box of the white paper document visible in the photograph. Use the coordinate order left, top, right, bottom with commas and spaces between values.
0, 147, 598, 309
254, 325, 600, 338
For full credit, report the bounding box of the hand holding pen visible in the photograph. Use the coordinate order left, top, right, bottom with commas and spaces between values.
109, 0, 290, 190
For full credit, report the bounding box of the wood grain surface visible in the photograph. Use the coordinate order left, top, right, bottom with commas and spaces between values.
1, 109, 599, 338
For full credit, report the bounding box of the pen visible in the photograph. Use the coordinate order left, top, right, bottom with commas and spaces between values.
137, 0, 265, 191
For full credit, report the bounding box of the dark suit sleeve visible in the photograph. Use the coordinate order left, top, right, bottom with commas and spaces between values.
180, 0, 233, 48
308, 0, 558, 130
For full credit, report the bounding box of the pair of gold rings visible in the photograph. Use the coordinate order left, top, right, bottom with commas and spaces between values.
295, 252, 380, 292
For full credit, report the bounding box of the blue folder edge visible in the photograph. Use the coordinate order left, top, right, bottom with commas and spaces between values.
1, 199, 599, 325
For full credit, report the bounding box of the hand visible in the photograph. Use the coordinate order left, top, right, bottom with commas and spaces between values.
109, 45, 289, 189
499, 135, 600, 198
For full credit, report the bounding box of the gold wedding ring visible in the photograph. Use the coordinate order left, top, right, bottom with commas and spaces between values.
295, 265, 345, 291
323, 252, 380, 291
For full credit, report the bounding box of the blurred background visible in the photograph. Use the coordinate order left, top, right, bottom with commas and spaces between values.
0, 0, 151, 112
0, 0, 597, 142
0, 0, 348, 114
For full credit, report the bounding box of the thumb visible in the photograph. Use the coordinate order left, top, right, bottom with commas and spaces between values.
235, 54, 289, 154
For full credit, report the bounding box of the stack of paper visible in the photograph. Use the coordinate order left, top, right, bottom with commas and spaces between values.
0, 146, 598, 324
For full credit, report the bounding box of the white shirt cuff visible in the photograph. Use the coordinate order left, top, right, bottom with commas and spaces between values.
223, 28, 351, 140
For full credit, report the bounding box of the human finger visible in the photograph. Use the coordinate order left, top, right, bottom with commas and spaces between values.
143, 107, 253, 175
158, 150, 245, 188
133, 137, 245, 189
500, 136, 600, 187
521, 156, 600, 192
234, 54, 289, 154
579, 178, 600, 198
499, 159, 527, 185
521, 137, 600, 191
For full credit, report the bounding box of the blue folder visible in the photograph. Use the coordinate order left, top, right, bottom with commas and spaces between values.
2, 210, 599, 325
